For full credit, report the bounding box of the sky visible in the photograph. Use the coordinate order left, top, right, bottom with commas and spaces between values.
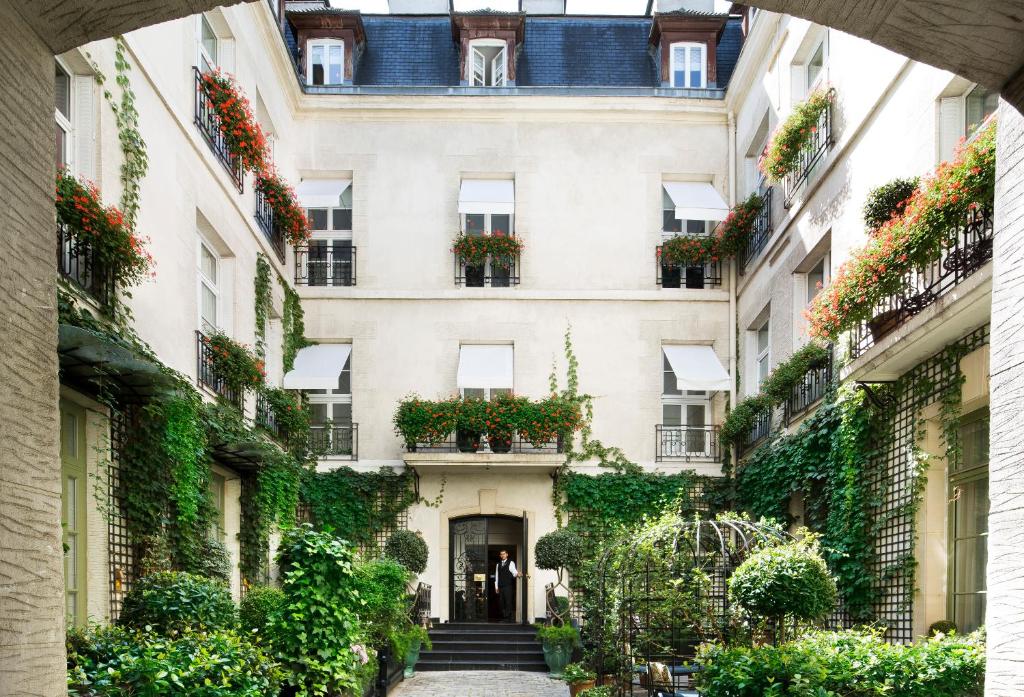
328, 0, 734, 14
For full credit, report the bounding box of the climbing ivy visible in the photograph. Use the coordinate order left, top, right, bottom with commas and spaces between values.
254, 255, 272, 359
281, 277, 309, 372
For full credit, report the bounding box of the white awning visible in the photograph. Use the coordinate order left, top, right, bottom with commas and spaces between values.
458, 180, 515, 215
457, 345, 513, 389
663, 345, 731, 392
283, 344, 351, 390
295, 179, 351, 208
663, 182, 730, 221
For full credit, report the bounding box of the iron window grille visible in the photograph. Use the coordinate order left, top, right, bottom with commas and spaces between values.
193, 66, 244, 193
195, 330, 244, 409
454, 252, 520, 288
57, 222, 116, 309
740, 186, 774, 272
254, 188, 287, 264
294, 244, 357, 287
655, 424, 721, 462
309, 423, 358, 460
408, 433, 561, 454
783, 90, 834, 209
656, 251, 723, 289
783, 346, 833, 424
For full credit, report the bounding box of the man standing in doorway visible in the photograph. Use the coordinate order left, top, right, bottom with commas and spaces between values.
494, 549, 520, 623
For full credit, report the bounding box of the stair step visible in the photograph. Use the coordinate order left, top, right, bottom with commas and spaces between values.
427, 641, 542, 652
417, 659, 549, 672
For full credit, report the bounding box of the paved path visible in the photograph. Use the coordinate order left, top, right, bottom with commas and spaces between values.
393, 671, 569, 696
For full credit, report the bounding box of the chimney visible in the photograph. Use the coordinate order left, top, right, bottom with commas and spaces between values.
387, 0, 448, 13
655, 0, 715, 12
520, 0, 565, 13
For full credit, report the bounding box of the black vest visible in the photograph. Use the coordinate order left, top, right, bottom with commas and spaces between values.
497, 560, 515, 587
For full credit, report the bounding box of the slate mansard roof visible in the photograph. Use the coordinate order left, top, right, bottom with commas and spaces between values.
285, 13, 744, 92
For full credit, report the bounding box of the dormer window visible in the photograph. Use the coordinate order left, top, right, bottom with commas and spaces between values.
670, 42, 706, 89
307, 39, 345, 86
469, 40, 507, 87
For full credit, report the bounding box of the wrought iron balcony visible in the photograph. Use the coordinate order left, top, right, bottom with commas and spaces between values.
655, 425, 721, 462
57, 222, 115, 309
784, 347, 833, 425
193, 67, 244, 193
737, 407, 773, 458
255, 392, 285, 441
656, 251, 723, 289
740, 186, 774, 272
407, 433, 561, 454
455, 253, 520, 287
849, 206, 993, 361
294, 244, 357, 287
783, 93, 834, 209
254, 189, 287, 264
195, 331, 244, 409
309, 423, 358, 459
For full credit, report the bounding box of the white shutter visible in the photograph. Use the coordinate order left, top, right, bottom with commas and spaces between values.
471, 48, 485, 86
939, 96, 964, 163
491, 48, 506, 86
72, 75, 97, 182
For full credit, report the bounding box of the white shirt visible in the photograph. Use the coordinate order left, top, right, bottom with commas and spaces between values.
494, 559, 518, 589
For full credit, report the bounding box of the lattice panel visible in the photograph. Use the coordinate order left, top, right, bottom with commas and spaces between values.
107, 408, 134, 621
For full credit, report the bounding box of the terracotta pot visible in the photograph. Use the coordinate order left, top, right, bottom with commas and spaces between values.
569, 679, 596, 697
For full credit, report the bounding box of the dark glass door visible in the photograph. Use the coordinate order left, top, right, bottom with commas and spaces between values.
450, 517, 488, 622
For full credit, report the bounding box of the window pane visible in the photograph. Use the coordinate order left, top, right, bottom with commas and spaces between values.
491, 214, 511, 235
959, 412, 989, 471
954, 592, 985, 635
340, 184, 353, 208
685, 220, 705, 235
663, 210, 682, 233
689, 46, 703, 87
61, 412, 78, 459
200, 244, 217, 282
966, 84, 998, 136
662, 404, 682, 426
464, 388, 485, 400
672, 46, 687, 87
663, 355, 681, 395
757, 324, 769, 353
465, 214, 485, 235
332, 208, 353, 231
807, 259, 825, 304
490, 388, 512, 399
201, 17, 218, 64
328, 45, 343, 84
337, 355, 351, 394
686, 404, 706, 427
309, 403, 328, 425
332, 403, 352, 424
308, 208, 329, 230
807, 42, 824, 88
56, 123, 69, 169
758, 355, 770, 384
201, 283, 217, 329
55, 64, 71, 119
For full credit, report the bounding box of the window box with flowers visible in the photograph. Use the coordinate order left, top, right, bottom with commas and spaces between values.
452, 231, 523, 287
198, 331, 265, 407
197, 69, 268, 176
255, 169, 312, 247
760, 88, 835, 207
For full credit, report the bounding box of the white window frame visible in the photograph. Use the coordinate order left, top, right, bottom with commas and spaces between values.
303, 189, 354, 287
963, 83, 998, 141
197, 240, 220, 334
197, 15, 219, 72
55, 59, 73, 172
461, 387, 512, 401
755, 317, 771, 389
306, 38, 346, 86
805, 38, 826, 94
804, 252, 830, 306
661, 354, 712, 457
460, 210, 515, 285
468, 39, 508, 87
307, 353, 354, 458
669, 41, 707, 89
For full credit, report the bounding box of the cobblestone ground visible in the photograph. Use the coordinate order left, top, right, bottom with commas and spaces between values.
393, 671, 569, 697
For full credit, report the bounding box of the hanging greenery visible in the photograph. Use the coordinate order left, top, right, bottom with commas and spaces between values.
281, 277, 309, 373
760, 87, 835, 182
199, 70, 269, 174
658, 192, 764, 267
255, 168, 312, 246
206, 332, 265, 392
254, 255, 272, 359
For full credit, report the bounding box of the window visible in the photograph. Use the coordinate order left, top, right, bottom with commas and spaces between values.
461, 211, 514, 288
305, 185, 355, 286
939, 83, 999, 162
661, 354, 711, 456
670, 42, 706, 89
55, 62, 72, 170
307, 39, 344, 86
661, 188, 713, 237
805, 254, 828, 305
806, 40, 825, 93
198, 241, 219, 334
60, 400, 87, 628
198, 15, 218, 72
307, 352, 354, 456
209, 473, 226, 542
965, 84, 998, 138
756, 318, 770, 386
950, 408, 989, 633
469, 40, 507, 87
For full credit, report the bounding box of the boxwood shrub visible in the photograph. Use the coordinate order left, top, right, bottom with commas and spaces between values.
383, 529, 429, 574
534, 527, 585, 572
119, 571, 237, 634
239, 584, 285, 635
727, 539, 837, 625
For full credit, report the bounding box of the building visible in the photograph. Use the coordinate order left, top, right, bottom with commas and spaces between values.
52, 0, 993, 636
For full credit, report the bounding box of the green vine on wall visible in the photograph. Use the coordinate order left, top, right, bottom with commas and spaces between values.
254, 255, 272, 359
281, 277, 309, 373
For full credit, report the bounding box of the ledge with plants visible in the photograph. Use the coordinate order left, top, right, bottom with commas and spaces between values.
760, 87, 835, 183
452, 230, 523, 267
807, 120, 996, 342
720, 341, 831, 447
393, 393, 582, 453
205, 331, 266, 393
658, 191, 764, 267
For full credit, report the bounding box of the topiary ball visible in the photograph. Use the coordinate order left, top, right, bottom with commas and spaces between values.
727, 541, 837, 623
534, 527, 584, 571
119, 571, 237, 634
929, 619, 959, 636
383, 529, 429, 575
239, 584, 285, 634
863, 177, 920, 231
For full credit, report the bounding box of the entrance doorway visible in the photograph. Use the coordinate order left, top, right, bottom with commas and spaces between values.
449, 514, 528, 623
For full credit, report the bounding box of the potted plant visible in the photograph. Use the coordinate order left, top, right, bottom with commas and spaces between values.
393, 623, 431, 679
485, 393, 525, 453
867, 307, 901, 342
563, 662, 597, 697
456, 397, 485, 453
535, 624, 578, 677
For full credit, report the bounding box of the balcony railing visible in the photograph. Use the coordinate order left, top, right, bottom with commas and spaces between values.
407, 433, 561, 454
57, 222, 115, 309
740, 186, 774, 272
309, 424, 358, 459
783, 92, 834, 209
195, 331, 244, 409
294, 245, 357, 287
657, 253, 724, 289
411, 581, 432, 625
737, 407, 772, 457
255, 392, 285, 441
783, 347, 833, 425
455, 254, 520, 287
255, 189, 287, 264
193, 67, 244, 192
849, 206, 993, 360
655, 425, 721, 461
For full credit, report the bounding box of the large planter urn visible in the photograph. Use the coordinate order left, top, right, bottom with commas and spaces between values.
541, 642, 572, 678
488, 433, 512, 454
456, 428, 480, 453
403, 639, 422, 679
868, 308, 900, 342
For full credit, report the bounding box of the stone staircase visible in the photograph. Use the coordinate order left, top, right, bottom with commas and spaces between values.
416, 622, 548, 672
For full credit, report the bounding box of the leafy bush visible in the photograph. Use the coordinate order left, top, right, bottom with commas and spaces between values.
562, 662, 596, 684
383, 529, 429, 574
864, 176, 920, 231
578, 687, 613, 697
239, 585, 284, 635
67, 624, 281, 696
535, 527, 585, 571
728, 538, 837, 625
271, 524, 365, 696
351, 558, 412, 648
696, 629, 985, 697
119, 571, 236, 634
536, 623, 580, 650
930, 619, 959, 636
392, 623, 432, 659
760, 88, 834, 181
194, 537, 232, 582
